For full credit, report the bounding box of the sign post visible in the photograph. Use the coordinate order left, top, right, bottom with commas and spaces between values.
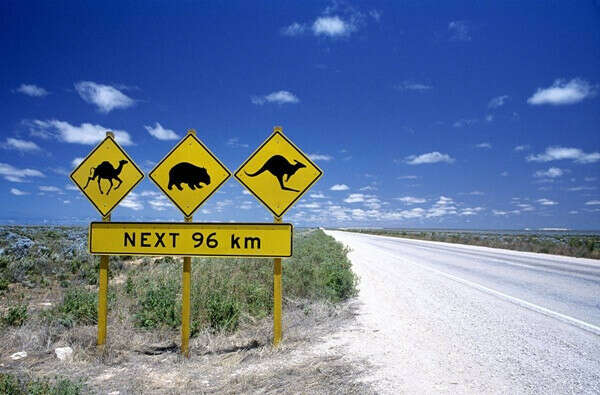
273, 215, 283, 346
70, 130, 143, 351
235, 126, 322, 345
149, 128, 232, 357
181, 214, 192, 358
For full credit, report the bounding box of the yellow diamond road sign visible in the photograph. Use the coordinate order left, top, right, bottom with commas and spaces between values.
70, 135, 144, 217
235, 128, 322, 218
149, 131, 231, 217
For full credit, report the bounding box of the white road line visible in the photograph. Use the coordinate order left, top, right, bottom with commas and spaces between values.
374, 247, 600, 336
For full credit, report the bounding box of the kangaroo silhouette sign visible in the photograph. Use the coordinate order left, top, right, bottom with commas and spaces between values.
235, 128, 322, 218
70, 135, 144, 217
149, 131, 231, 217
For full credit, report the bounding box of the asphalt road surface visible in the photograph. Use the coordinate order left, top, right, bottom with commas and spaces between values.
323, 230, 600, 393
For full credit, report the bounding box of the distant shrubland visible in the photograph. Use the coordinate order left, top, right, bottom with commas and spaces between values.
346, 229, 600, 259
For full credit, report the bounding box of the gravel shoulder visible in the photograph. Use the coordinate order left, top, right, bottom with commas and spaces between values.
324, 230, 600, 394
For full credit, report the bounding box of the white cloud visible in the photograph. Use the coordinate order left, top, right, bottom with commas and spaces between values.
453, 118, 477, 128
460, 207, 484, 216
448, 20, 471, 42
308, 153, 332, 161
537, 198, 558, 206
299, 202, 320, 209
527, 78, 596, 105
144, 122, 179, 140
488, 95, 509, 109
17, 84, 48, 97
534, 167, 563, 178
396, 81, 432, 91
514, 145, 529, 151
310, 193, 326, 199
0, 162, 45, 182
65, 184, 78, 191
527, 146, 600, 164
469, 191, 485, 195
312, 16, 354, 37
485, 114, 494, 122
395, 196, 426, 204
121, 192, 143, 210
10, 188, 29, 196
72, 157, 84, 168
585, 200, 600, 206
476, 142, 492, 149
32, 120, 132, 146
567, 186, 596, 192
500, 171, 509, 177
344, 193, 365, 203
251, 90, 299, 105
426, 196, 457, 218
330, 184, 349, 191
397, 175, 418, 180
515, 203, 535, 212
148, 196, 172, 211
585, 177, 597, 182
226, 138, 249, 148
2, 138, 41, 152
406, 152, 454, 165
39, 185, 62, 193
281, 22, 306, 36
75, 81, 135, 112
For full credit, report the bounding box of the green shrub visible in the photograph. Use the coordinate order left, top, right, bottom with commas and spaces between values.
46, 288, 98, 327
134, 279, 180, 329
0, 373, 83, 395
2, 304, 28, 327
126, 230, 357, 334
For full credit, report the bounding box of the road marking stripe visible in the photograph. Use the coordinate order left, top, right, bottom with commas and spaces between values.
374, 247, 600, 337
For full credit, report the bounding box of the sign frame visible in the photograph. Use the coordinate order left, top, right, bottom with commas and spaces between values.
149, 133, 231, 217
88, 221, 293, 258
234, 130, 323, 218
70, 135, 144, 217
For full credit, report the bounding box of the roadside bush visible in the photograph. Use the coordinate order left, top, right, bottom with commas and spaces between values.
45, 288, 98, 328
0, 373, 83, 395
2, 304, 28, 327
127, 230, 358, 334
134, 279, 180, 329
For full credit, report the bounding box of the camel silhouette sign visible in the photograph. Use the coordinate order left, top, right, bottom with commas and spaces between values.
234, 128, 322, 218
149, 131, 231, 217
70, 135, 144, 217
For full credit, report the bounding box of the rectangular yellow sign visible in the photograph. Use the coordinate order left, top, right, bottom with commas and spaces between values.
89, 222, 292, 257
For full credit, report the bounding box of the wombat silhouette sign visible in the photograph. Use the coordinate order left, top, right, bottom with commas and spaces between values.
70, 135, 144, 217
149, 132, 231, 217
235, 128, 322, 218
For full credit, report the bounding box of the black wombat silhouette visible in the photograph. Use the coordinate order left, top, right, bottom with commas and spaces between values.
245, 155, 306, 192
168, 162, 211, 191
83, 160, 128, 195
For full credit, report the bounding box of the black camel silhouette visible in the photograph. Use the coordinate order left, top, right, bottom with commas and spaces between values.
245, 155, 306, 192
83, 160, 128, 195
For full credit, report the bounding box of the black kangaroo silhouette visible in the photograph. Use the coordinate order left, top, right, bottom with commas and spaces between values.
245, 155, 306, 192
83, 160, 128, 195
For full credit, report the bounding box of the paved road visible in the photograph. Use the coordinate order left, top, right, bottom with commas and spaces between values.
323, 230, 600, 393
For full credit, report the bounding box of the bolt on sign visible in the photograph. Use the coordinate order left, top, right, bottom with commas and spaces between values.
234, 129, 323, 218
149, 133, 231, 217
89, 222, 292, 257
70, 135, 144, 217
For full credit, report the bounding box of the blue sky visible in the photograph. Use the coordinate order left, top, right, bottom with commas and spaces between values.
1, 1, 599, 229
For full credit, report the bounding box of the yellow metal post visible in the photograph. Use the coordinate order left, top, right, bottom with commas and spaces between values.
273, 215, 283, 346
181, 128, 196, 358
97, 131, 114, 350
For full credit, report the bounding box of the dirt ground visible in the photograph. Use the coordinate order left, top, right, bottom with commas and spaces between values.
1, 299, 373, 394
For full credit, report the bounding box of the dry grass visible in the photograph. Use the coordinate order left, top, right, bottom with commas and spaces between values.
1, 300, 372, 394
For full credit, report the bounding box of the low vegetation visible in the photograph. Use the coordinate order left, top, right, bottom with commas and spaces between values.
0, 373, 83, 395
0, 226, 360, 392
347, 228, 600, 259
